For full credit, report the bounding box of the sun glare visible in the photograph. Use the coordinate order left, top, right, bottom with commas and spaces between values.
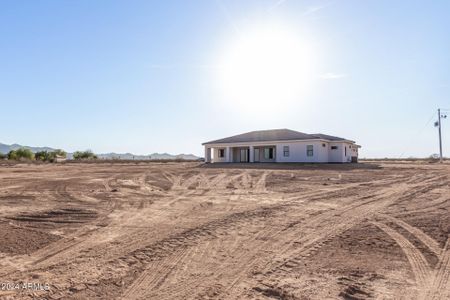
215, 24, 315, 113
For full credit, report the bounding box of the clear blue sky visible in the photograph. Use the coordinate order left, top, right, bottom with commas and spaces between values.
1, 0, 449, 157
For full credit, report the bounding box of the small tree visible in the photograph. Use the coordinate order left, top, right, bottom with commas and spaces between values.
8, 148, 34, 161
73, 150, 97, 160
36, 149, 67, 162
8, 150, 17, 160
35, 151, 49, 161
73, 151, 81, 160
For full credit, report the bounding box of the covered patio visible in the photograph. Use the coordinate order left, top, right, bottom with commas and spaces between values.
204, 145, 276, 163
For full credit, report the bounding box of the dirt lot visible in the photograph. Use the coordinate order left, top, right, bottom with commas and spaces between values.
0, 161, 448, 299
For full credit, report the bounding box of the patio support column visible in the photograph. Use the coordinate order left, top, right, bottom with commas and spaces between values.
226, 147, 232, 162
249, 145, 254, 163
204, 146, 211, 163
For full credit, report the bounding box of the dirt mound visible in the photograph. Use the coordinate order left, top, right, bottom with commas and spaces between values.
0, 222, 60, 255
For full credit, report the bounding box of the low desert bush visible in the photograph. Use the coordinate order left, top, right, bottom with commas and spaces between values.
8, 148, 35, 160
35, 149, 67, 162
73, 150, 97, 160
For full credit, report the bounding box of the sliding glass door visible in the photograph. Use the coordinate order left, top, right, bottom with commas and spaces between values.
240, 149, 249, 162
254, 148, 260, 162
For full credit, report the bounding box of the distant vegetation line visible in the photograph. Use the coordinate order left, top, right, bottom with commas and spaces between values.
0, 143, 201, 162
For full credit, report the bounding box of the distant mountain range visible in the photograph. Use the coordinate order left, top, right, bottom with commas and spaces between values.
95, 152, 201, 160
0, 143, 201, 160
0, 143, 55, 154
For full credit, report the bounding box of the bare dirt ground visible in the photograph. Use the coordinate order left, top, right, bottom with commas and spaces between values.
0, 161, 449, 300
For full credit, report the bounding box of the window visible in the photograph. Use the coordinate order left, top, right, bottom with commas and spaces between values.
331, 146, 338, 150
264, 147, 274, 159
218, 149, 225, 158
307, 145, 313, 157
345, 146, 347, 156
322, 143, 326, 147
283, 146, 289, 157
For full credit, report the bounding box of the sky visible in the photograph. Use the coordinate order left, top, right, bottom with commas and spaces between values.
0, 0, 449, 158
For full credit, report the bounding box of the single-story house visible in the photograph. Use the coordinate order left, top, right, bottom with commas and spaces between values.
202, 129, 360, 163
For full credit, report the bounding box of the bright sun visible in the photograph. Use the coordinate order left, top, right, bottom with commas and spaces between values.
215, 25, 315, 113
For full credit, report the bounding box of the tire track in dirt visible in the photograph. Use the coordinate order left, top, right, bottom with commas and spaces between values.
392, 180, 449, 207
122, 245, 197, 300
172, 183, 414, 299
116, 179, 388, 299
378, 213, 441, 257
6, 168, 427, 299
393, 195, 450, 217
203, 173, 229, 190
371, 221, 431, 292
0, 175, 120, 277
427, 238, 450, 300
65, 171, 287, 271
0, 174, 399, 281
371, 215, 450, 300
121, 176, 412, 300
254, 171, 270, 192
228, 175, 439, 298
90, 186, 342, 264
130, 222, 290, 300
127, 225, 286, 300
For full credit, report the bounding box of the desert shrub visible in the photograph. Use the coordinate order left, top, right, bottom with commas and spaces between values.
7, 150, 17, 160
8, 148, 35, 161
429, 154, 440, 160
53, 149, 67, 158
40, 149, 67, 162
0, 153, 6, 160
73, 150, 97, 160
35, 150, 60, 162
35, 151, 49, 161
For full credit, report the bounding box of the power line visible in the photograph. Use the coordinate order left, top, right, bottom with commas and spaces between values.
397, 111, 436, 159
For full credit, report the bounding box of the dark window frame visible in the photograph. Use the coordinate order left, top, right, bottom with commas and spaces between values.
306, 145, 313, 157
283, 146, 289, 157
218, 148, 225, 158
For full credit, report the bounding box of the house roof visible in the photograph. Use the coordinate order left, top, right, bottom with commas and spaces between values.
309, 133, 348, 141
203, 129, 352, 145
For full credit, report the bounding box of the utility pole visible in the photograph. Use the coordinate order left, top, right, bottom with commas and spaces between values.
438, 108, 443, 163
436, 108, 448, 163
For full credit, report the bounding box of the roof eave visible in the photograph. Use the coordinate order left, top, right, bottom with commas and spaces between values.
202, 138, 351, 146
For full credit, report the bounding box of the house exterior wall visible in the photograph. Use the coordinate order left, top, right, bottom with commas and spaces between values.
232, 147, 249, 162
327, 142, 356, 163
349, 144, 359, 161
344, 143, 352, 163
254, 146, 276, 162
275, 141, 328, 163
204, 139, 358, 163
328, 142, 344, 163
212, 147, 228, 163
